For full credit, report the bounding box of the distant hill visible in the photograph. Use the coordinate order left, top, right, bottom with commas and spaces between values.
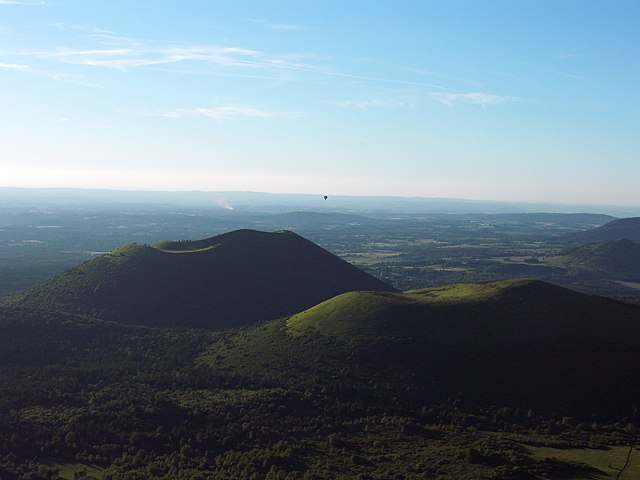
561, 217, 640, 245
2, 229, 396, 328
205, 279, 640, 418
550, 239, 640, 280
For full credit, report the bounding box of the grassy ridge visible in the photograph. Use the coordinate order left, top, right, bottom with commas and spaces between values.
152, 237, 221, 253
208, 279, 640, 418
288, 278, 640, 344
287, 279, 550, 337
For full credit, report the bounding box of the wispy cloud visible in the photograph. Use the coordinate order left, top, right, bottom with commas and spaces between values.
553, 52, 585, 61
325, 99, 411, 109
125, 105, 299, 122
50, 23, 146, 48
445, 61, 537, 87
405, 67, 484, 88
17, 31, 439, 89
6, 26, 445, 92
78, 124, 115, 129
41, 45, 316, 74
0, 0, 45, 4
516, 61, 581, 81
248, 18, 307, 31
163, 106, 277, 120
0, 61, 101, 87
0, 62, 31, 72
429, 92, 517, 107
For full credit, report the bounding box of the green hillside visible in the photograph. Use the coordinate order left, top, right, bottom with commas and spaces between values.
287, 278, 640, 341
2, 229, 396, 329
287, 279, 539, 337
205, 278, 640, 418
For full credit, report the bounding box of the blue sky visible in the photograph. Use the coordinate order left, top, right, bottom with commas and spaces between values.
1, 0, 639, 205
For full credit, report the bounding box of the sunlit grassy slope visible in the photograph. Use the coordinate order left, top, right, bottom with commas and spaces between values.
287, 278, 640, 344
2, 229, 396, 329
525, 444, 640, 480
288, 279, 527, 336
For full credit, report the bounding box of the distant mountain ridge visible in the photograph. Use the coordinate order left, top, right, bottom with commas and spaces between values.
562, 217, 640, 244
551, 239, 640, 280
3, 187, 639, 216
2, 229, 396, 329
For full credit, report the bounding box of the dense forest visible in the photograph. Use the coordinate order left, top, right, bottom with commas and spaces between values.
2, 287, 640, 479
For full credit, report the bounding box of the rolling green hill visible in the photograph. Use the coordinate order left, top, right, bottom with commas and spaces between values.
287, 278, 640, 341
2, 229, 396, 328
549, 239, 640, 280
205, 278, 640, 418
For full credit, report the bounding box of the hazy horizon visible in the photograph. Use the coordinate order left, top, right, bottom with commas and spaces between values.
3, 185, 640, 217
2, 1, 639, 205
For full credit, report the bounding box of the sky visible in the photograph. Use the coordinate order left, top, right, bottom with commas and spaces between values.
1, 0, 639, 206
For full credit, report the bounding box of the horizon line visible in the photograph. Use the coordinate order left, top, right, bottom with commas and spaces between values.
2, 184, 640, 211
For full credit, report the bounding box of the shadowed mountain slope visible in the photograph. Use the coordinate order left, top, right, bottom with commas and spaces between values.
2, 229, 396, 329
204, 278, 640, 418
562, 217, 640, 245
550, 239, 640, 280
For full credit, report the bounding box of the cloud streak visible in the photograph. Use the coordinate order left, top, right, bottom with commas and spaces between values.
325, 99, 411, 109
0, 62, 31, 72
429, 92, 516, 107
163, 106, 278, 121
125, 105, 299, 122
3, 26, 515, 100
8, 29, 443, 89
0, 0, 45, 4
0, 61, 99, 86
405, 67, 484, 88
2, 21, 454, 95
248, 18, 307, 31
40, 44, 318, 75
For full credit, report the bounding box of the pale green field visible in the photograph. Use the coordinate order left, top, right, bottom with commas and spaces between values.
340, 251, 401, 265
526, 445, 639, 479
47, 460, 104, 480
